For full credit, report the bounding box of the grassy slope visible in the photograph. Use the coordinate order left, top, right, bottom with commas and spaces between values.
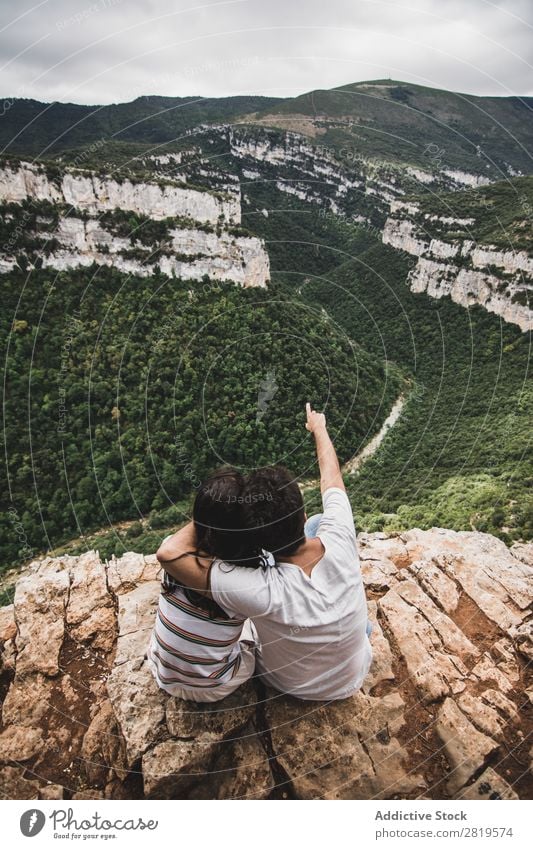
48, 178, 532, 553
28, 237, 531, 570
246, 79, 533, 177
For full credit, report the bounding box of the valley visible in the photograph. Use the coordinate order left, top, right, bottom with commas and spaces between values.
1, 78, 532, 571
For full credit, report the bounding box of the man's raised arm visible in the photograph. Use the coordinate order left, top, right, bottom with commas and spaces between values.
305, 402, 345, 493
156, 522, 211, 593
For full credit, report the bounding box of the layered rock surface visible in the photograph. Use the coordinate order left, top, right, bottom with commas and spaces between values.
0, 161, 240, 224
21, 217, 268, 288
226, 125, 488, 216
0, 529, 531, 800
0, 161, 270, 288
382, 211, 532, 332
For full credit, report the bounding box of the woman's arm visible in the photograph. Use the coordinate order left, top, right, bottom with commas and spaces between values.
156, 522, 211, 593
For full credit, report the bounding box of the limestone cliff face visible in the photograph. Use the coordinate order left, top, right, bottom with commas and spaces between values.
0, 162, 270, 288
229, 127, 370, 217
1, 528, 531, 800
225, 126, 492, 218
2, 216, 269, 288
0, 161, 240, 224
382, 211, 532, 332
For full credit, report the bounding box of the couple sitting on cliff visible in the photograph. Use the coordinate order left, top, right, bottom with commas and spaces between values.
146, 403, 372, 702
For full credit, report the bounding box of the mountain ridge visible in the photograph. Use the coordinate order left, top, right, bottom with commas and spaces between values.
1, 79, 532, 178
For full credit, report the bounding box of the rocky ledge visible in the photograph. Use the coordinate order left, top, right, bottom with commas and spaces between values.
0, 528, 531, 800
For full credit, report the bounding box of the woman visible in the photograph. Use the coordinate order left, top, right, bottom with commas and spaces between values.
147, 467, 262, 702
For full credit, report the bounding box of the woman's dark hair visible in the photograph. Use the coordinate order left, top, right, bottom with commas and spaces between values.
193, 467, 254, 565
241, 466, 306, 559
162, 467, 263, 617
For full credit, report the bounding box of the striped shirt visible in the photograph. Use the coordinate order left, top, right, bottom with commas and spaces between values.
148, 571, 247, 690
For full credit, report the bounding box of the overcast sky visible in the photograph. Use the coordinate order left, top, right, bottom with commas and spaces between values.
1, 0, 532, 105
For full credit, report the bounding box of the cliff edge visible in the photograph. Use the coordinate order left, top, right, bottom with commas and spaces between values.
0, 528, 532, 800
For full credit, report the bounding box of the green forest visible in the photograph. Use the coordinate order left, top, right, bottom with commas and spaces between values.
1, 267, 399, 569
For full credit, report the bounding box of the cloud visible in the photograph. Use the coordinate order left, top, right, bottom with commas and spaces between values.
0, 0, 532, 104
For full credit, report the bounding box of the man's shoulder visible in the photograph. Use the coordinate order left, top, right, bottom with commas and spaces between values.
209, 559, 272, 618
209, 559, 271, 593
320, 488, 356, 535
322, 485, 350, 506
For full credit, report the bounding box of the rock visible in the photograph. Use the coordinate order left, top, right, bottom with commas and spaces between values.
66, 551, 116, 653
491, 638, 521, 683
382, 213, 532, 331
459, 768, 519, 800
107, 553, 160, 595
142, 734, 221, 798
72, 789, 105, 799
510, 541, 533, 568
39, 784, 64, 800
394, 578, 478, 658
14, 559, 69, 677
106, 658, 167, 766
380, 585, 468, 703
353, 692, 426, 799
457, 693, 509, 739
165, 681, 258, 739
404, 529, 533, 633
0, 766, 40, 799
358, 532, 409, 567
0, 162, 271, 288
481, 688, 520, 723
470, 653, 514, 694
513, 622, 533, 661
0, 605, 16, 643
361, 559, 399, 591
0, 161, 239, 225
0, 766, 63, 800
81, 700, 128, 785
0, 638, 16, 673
435, 698, 499, 794
362, 601, 395, 693
2, 673, 54, 727
0, 725, 44, 762
1, 529, 531, 800
114, 582, 160, 666
0, 605, 17, 675
265, 690, 424, 799
406, 559, 460, 614
198, 734, 273, 800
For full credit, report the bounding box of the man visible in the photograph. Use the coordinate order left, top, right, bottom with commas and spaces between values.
156, 403, 372, 700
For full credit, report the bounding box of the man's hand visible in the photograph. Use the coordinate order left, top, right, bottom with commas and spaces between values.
305, 402, 326, 434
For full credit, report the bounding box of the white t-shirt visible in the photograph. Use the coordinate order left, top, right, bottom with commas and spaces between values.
209, 487, 372, 700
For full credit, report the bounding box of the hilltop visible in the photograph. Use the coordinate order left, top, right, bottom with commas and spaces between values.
242, 78, 533, 177
0, 528, 531, 800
